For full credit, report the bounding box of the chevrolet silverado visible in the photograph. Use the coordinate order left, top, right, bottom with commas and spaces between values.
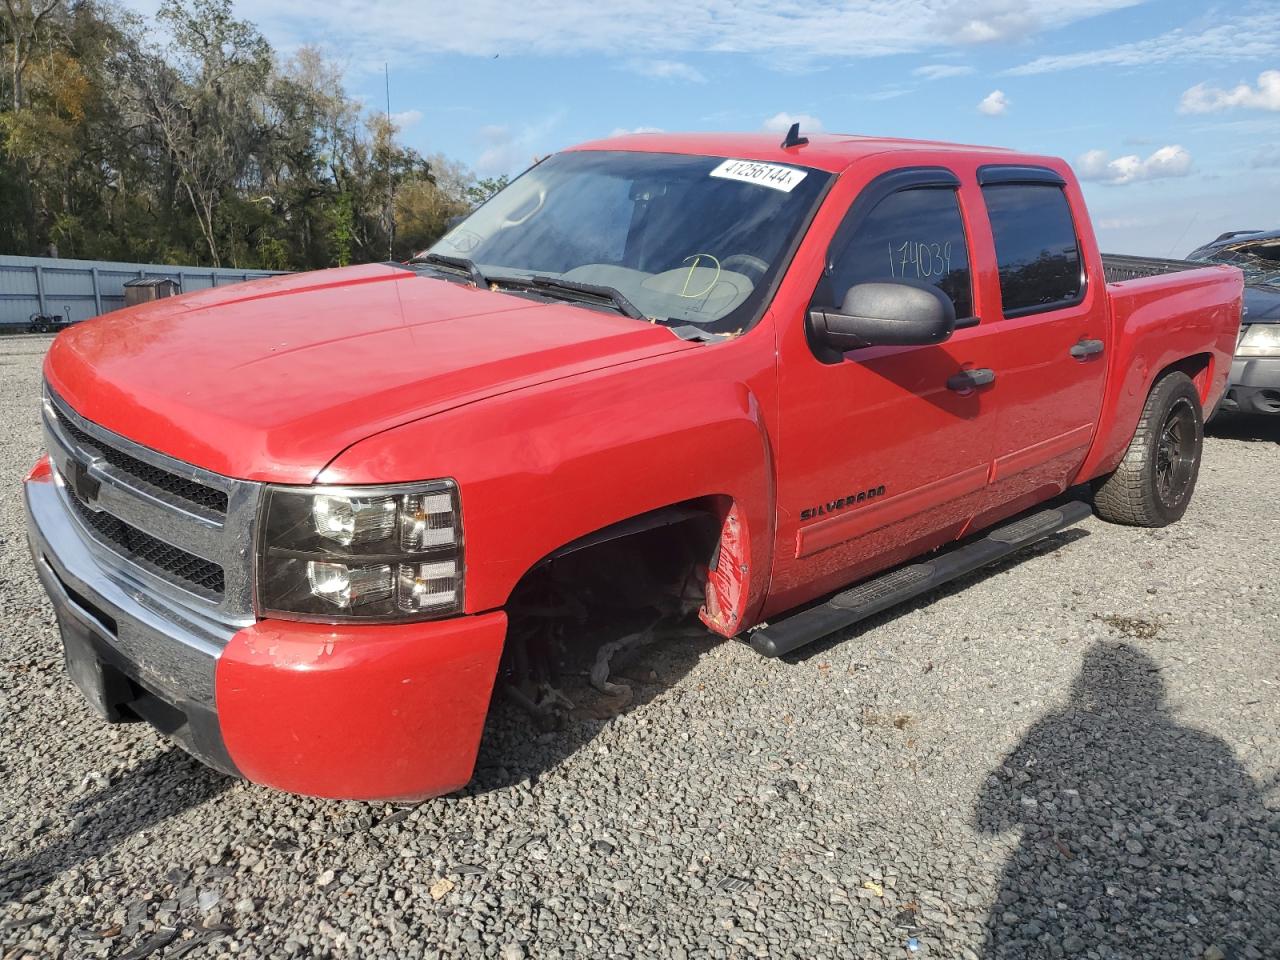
24, 130, 1243, 801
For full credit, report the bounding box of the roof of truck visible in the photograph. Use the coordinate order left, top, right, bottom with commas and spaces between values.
568, 131, 1023, 174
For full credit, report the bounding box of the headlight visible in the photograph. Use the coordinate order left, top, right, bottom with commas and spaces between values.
1238, 324, 1280, 357
256, 480, 463, 622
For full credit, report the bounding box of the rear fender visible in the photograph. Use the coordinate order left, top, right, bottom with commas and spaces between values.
1074, 269, 1240, 483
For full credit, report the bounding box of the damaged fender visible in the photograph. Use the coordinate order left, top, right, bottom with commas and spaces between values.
319, 346, 779, 631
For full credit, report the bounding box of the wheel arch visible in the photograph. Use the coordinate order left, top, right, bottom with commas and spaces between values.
1076, 350, 1217, 485
505, 493, 758, 639
1158, 352, 1214, 407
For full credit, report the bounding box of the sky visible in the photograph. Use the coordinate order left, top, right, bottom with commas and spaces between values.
127, 0, 1280, 257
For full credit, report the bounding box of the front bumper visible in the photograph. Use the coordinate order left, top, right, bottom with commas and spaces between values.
1220, 355, 1280, 415
24, 461, 507, 802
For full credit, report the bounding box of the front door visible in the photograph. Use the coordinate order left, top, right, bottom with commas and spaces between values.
767, 166, 1002, 616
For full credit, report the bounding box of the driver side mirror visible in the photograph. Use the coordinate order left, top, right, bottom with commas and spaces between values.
809, 281, 956, 352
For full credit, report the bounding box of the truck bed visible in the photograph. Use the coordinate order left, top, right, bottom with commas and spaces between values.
1101, 253, 1207, 284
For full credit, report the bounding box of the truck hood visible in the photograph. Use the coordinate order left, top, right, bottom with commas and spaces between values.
46, 263, 697, 483
1243, 284, 1280, 324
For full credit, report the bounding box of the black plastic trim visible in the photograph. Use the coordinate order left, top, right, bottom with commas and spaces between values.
825, 167, 962, 264
977, 164, 1067, 186
548, 504, 711, 561
750, 500, 1094, 658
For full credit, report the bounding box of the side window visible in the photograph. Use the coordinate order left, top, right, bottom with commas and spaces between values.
982, 184, 1083, 315
829, 187, 973, 319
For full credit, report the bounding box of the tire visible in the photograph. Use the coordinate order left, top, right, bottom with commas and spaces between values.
1092, 371, 1204, 527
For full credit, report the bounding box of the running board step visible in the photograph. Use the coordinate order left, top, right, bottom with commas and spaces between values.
750, 500, 1094, 659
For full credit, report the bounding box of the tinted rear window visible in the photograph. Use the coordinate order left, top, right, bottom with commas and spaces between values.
982, 184, 1083, 315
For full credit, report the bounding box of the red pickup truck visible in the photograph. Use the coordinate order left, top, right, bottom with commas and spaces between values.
24, 131, 1242, 801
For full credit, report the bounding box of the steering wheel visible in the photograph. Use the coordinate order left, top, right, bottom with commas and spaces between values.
500, 186, 546, 229
720, 254, 769, 285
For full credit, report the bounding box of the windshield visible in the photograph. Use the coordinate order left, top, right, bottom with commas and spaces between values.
1196, 240, 1280, 287
425, 150, 832, 334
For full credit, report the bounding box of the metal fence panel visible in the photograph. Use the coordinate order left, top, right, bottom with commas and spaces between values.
0, 255, 286, 329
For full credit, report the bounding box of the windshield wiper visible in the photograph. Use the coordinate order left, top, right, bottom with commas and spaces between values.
488, 274, 647, 321
409, 252, 488, 287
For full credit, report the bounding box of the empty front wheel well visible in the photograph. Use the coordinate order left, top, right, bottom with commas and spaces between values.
498, 498, 729, 704
507, 499, 727, 619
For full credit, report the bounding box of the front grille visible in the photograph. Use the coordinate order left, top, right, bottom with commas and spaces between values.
66, 492, 226, 599
52, 404, 228, 516
45, 385, 258, 619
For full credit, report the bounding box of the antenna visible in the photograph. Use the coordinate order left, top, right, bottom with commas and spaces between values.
780, 121, 809, 150
1165, 212, 1198, 260
385, 63, 394, 262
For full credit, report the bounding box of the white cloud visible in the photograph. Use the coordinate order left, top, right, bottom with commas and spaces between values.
474, 111, 567, 176
390, 109, 422, 130
1008, 12, 1280, 75
1076, 145, 1192, 186
609, 126, 665, 136
761, 112, 823, 135
624, 58, 705, 83
977, 90, 1009, 116
945, 0, 1037, 44
1179, 70, 1280, 114
148, 0, 1143, 68
913, 63, 975, 80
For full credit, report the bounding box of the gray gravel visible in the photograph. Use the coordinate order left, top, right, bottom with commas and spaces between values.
2, 333, 1278, 959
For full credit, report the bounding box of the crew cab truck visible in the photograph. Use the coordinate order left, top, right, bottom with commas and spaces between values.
24, 132, 1242, 801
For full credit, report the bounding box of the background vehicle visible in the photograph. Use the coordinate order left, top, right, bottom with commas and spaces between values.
26, 310, 71, 334
1188, 230, 1280, 415
24, 132, 1242, 801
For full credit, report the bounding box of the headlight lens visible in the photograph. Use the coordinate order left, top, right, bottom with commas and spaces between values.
256, 480, 463, 622
1238, 324, 1280, 357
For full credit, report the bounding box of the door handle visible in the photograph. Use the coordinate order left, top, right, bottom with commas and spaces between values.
1070, 338, 1105, 359
947, 368, 996, 392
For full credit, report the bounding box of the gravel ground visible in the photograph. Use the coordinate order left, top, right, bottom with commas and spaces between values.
1, 333, 1278, 960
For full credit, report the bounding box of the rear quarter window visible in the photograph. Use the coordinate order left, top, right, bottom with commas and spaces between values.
982, 183, 1083, 316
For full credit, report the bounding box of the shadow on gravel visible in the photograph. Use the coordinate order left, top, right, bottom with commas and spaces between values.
1207, 412, 1280, 444
0, 749, 230, 910
978, 642, 1280, 959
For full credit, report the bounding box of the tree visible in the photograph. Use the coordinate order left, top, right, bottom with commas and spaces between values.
1, 0, 61, 110
0, 0, 497, 268
465, 174, 509, 206
114, 0, 270, 265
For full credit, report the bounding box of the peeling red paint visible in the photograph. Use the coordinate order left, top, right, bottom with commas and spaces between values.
700, 502, 749, 637
26, 454, 53, 483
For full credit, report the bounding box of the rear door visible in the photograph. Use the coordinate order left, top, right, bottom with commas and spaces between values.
969, 166, 1108, 526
